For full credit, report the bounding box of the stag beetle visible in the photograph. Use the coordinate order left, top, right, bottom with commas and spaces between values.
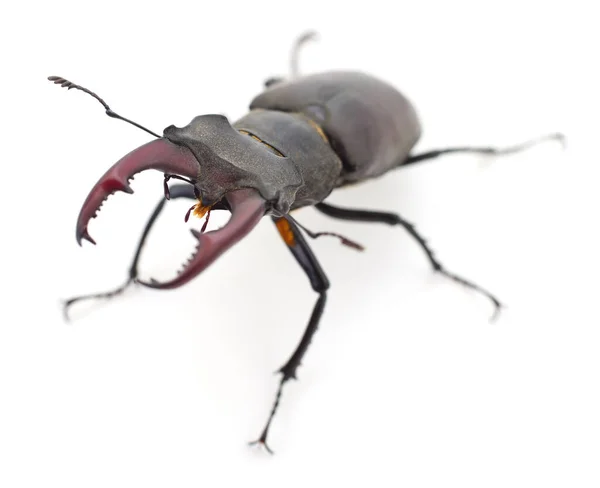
48, 32, 564, 453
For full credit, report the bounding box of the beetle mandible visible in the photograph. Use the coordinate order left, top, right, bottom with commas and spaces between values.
48, 32, 564, 453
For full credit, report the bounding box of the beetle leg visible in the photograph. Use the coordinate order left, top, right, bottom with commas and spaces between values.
290, 30, 318, 78
402, 132, 565, 167
263, 76, 284, 88
262, 30, 319, 88
285, 214, 365, 251
63, 184, 196, 320
315, 202, 502, 321
136, 189, 266, 290
249, 215, 329, 454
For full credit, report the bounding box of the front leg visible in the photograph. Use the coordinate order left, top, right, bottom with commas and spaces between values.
63, 184, 197, 319
250, 215, 329, 454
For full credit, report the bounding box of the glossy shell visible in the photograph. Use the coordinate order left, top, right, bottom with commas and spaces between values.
250, 71, 422, 185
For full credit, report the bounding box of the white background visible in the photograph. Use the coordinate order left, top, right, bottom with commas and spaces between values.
1, 1, 599, 486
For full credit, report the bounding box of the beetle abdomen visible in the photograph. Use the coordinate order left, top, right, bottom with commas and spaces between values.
249, 71, 422, 185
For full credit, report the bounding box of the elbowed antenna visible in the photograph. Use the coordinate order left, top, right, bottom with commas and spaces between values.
47, 76, 161, 139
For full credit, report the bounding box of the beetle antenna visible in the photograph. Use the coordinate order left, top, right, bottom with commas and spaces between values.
286, 215, 365, 251
290, 30, 318, 78
47, 76, 161, 139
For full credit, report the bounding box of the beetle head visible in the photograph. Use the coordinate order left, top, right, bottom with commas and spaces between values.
162, 114, 301, 209
74, 113, 305, 289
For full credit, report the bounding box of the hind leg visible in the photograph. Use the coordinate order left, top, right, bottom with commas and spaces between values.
263, 30, 318, 88
314, 202, 502, 321
402, 132, 565, 167
63, 184, 197, 320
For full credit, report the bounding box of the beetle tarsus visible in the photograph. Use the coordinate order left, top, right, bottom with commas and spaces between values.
433, 264, 503, 321
490, 132, 566, 155
248, 433, 275, 455
290, 30, 318, 78
402, 132, 566, 167
63, 278, 135, 321
263, 30, 319, 88
315, 202, 502, 318
396, 221, 503, 319
251, 218, 330, 452
250, 367, 296, 455
252, 292, 327, 452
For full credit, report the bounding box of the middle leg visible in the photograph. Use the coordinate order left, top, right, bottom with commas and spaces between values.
315, 202, 502, 320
